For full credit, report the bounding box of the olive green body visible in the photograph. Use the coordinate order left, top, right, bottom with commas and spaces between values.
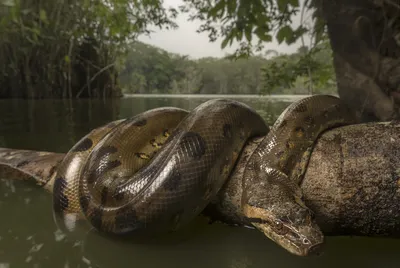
0, 95, 357, 257
242, 95, 357, 256
54, 99, 268, 235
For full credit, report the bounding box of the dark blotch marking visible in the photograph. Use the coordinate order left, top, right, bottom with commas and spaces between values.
222, 124, 232, 138
115, 208, 141, 233
163, 129, 170, 137
87, 160, 121, 184
164, 171, 182, 191
95, 145, 118, 159
53, 177, 69, 213
286, 140, 293, 149
150, 139, 157, 147
275, 150, 285, 159
278, 120, 288, 129
292, 103, 308, 113
79, 195, 91, 212
101, 187, 108, 205
304, 116, 314, 125
150, 138, 164, 148
89, 208, 103, 230
179, 131, 207, 159
237, 122, 246, 140
294, 126, 305, 136
113, 187, 125, 201
16, 160, 29, 167
86, 145, 119, 185
132, 118, 147, 127
71, 138, 93, 152
87, 159, 121, 184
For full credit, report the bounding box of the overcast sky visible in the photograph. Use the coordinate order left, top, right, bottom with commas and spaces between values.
138, 0, 310, 59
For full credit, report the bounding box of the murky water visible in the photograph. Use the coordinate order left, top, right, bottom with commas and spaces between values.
0, 95, 399, 268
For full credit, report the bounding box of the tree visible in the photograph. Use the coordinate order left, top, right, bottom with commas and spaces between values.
118, 40, 334, 95
0, 0, 178, 99
177, 0, 400, 122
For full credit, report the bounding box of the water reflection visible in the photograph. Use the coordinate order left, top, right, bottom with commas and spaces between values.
1, 96, 399, 268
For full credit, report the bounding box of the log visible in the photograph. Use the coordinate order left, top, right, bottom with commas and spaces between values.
1, 122, 400, 237
206, 121, 400, 237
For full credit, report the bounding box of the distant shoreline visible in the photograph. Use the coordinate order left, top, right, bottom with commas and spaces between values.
123, 93, 317, 99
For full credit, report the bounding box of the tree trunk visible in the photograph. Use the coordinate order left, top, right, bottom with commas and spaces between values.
318, 0, 400, 122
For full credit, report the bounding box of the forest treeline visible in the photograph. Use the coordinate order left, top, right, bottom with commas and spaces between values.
118, 41, 337, 95
0, 0, 337, 99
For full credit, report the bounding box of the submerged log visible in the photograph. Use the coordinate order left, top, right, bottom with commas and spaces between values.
1, 122, 400, 237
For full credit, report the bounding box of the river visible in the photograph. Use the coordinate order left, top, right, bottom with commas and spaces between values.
0, 95, 398, 268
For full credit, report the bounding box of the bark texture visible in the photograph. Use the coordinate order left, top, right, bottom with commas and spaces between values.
207, 122, 400, 237
319, 0, 400, 122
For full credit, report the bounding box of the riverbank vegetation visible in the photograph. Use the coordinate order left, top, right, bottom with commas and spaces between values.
0, 0, 177, 99
0, 0, 337, 99
118, 39, 336, 95
2, 0, 398, 123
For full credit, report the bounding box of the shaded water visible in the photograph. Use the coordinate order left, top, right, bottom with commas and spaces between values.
0, 95, 399, 268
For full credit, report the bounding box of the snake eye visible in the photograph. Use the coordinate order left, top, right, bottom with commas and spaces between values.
273, 220, 287, 234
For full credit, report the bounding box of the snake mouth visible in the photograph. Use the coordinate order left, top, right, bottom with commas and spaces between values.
243, 204, 324, 257
306, 242, 324, 256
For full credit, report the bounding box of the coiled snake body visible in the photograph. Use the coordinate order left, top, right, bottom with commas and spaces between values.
2, 95, 357, 256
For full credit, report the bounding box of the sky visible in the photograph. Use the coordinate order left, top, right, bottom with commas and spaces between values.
138, 0, 311, 59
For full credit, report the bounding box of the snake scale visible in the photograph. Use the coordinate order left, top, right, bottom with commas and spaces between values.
1, 95, 356, 256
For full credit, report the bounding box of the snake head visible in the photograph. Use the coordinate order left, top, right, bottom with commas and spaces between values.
243, 186, 324, 256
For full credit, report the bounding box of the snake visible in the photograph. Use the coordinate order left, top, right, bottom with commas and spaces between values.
0, 95, 356, 256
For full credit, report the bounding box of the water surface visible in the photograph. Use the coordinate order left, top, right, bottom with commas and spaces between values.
0, 95, 399, 268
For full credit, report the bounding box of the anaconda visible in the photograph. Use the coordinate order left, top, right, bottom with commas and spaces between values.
0, 95, 356, 256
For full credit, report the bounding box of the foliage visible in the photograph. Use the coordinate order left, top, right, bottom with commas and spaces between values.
0, 0, 177, 98
118, 41, 337, 95
0, 0, 336, 98
177, 0, 335, 95
262, 37, 337, 94
178, 0, 324, 58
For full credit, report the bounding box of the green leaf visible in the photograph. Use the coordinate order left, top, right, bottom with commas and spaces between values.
288, 0, 299, 7
277, 0, 299, 11
208, 0, 226, 18
221, 36, 230, 49
236, 29, 243, 41
276, 25, 293, 44
226, 0, 237, 14
277, 0, 287, 12
254, 27, 272, 42
293, 26, 308, 38
245, 25, 252, 42
39, 9, 47, 23
64, 55, 71, 64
